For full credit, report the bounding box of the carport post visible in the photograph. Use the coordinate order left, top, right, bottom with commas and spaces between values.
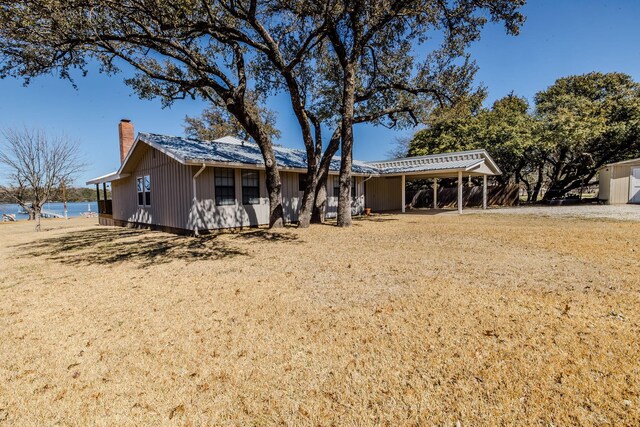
433, 177, 438, 209
401, 174, 406, 213
457, 171, 463, 214
482, 175, 488, 210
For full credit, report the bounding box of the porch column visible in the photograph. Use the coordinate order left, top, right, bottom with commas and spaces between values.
457, 171, 463, 214
433, 177, 438, 209
482, 175, 488, 210
95, 184, 100, 204
401, 174, 406, 213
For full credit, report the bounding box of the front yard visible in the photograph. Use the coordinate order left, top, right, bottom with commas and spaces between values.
0, 213, 638, 425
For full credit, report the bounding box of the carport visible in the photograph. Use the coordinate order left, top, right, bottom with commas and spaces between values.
364, 150, 502, 214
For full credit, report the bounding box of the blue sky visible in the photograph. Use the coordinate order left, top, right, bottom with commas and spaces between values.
1, 0, 639, 186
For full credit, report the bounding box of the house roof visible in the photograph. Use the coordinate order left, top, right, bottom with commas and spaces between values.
86, 132, 501, 184
137, 132, 379, 175
85, 171, 129, 185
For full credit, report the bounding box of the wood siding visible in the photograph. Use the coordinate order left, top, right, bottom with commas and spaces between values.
112, 145, 193, 230
365, 176, 402, 211
599, 160, 640, 204
325, 175, 365, 218
110, 143, 365, 232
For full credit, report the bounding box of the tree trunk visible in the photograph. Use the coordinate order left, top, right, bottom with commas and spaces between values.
531, 163, 545, 202
264, 156, 284, 228
297, 170, 317, 228
311, 129, 340, 224
62, 181, 68, 219
337, 64, 357, 227
227, 97, 284, 228
311, 173, 328, 223
34, 209, 41, 232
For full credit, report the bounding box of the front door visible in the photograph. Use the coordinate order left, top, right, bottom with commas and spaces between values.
631, 167, 640, 204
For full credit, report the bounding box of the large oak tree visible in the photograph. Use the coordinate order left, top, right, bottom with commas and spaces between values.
409, 72, 640, 201
1, 0, 525, 227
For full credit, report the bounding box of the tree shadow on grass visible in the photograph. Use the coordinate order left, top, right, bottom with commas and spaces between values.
15, 226, 299, 268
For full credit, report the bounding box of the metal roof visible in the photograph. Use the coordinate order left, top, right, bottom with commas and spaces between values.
368, 149, 501, 175
138, 133, 379, 175
86, 133, 501, 184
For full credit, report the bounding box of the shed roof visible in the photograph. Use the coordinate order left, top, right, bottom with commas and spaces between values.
602, 157, 640, 167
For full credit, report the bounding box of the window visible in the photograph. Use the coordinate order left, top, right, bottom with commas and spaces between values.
241, 170, 260, 205
137, 175, 151, 206
333, 177, 357, 198
215, 168, 236, 206
298, 174, 306, 192
351, 177, 357, 198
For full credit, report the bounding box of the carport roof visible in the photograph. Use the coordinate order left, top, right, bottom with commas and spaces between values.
366, 149, 501, 176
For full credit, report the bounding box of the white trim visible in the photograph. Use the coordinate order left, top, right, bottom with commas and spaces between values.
433, 177, 438, 209
458, 171, 463, 214
240, 169, 261, 206
401, 175, 406, 213
136, 175, 151, 208
86, 172, 130, 185
136, 176, 144, 207
630, 167, 640, 204
603, 157, 640, 167
483, 175, 488, 210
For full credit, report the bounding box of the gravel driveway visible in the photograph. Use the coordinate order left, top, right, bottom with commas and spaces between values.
477, 204, 640, 221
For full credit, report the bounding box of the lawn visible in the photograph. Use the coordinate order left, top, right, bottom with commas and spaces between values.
0, 213, 638, 425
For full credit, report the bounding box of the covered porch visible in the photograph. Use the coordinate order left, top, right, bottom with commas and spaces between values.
364, 149, 502, 214
86, 171, 128, 226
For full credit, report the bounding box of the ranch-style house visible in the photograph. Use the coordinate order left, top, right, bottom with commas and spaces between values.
87, 120, 501, 234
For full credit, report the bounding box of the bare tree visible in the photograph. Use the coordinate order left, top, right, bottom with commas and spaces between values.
0, 128, 83, 231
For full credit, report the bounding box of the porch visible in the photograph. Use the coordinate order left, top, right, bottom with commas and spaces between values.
364, 150, 502, 214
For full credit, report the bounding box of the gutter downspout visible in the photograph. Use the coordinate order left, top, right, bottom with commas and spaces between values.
362, 175, 374, 214
192, 164, 206, 236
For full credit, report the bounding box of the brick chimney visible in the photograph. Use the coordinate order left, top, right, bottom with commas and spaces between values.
118, 119, 135, 163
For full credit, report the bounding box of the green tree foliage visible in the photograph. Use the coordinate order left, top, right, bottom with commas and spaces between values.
536, 72, 640, 199
409, 72, 640, 201
308, 0, 525, 226
410, 93, 537, 185
0, 0, 525, 228
0, 0, 291, 228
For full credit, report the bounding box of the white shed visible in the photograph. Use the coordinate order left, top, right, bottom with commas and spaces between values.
598, 158, 640, 204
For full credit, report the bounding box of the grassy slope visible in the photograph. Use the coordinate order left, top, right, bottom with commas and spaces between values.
0, 214, 638, 425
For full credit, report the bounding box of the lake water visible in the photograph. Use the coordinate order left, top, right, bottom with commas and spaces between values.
0, 202, 98, 220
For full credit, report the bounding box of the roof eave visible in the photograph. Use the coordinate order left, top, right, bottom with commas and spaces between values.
86, 172, 130, 185
183, 159, 375, 176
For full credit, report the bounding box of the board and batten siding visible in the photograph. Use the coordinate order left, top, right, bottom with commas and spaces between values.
112, 146, 193, 230
599, 160, 640, 204
325, 174, 365, 218
191, 167, 270, 229
111, 143, 366, 231
365, 176, 402, 211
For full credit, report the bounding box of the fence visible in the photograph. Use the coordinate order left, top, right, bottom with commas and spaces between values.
408, 184, 520, 208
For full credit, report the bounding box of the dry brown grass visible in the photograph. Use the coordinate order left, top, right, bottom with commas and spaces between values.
0, 213, 639, 426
